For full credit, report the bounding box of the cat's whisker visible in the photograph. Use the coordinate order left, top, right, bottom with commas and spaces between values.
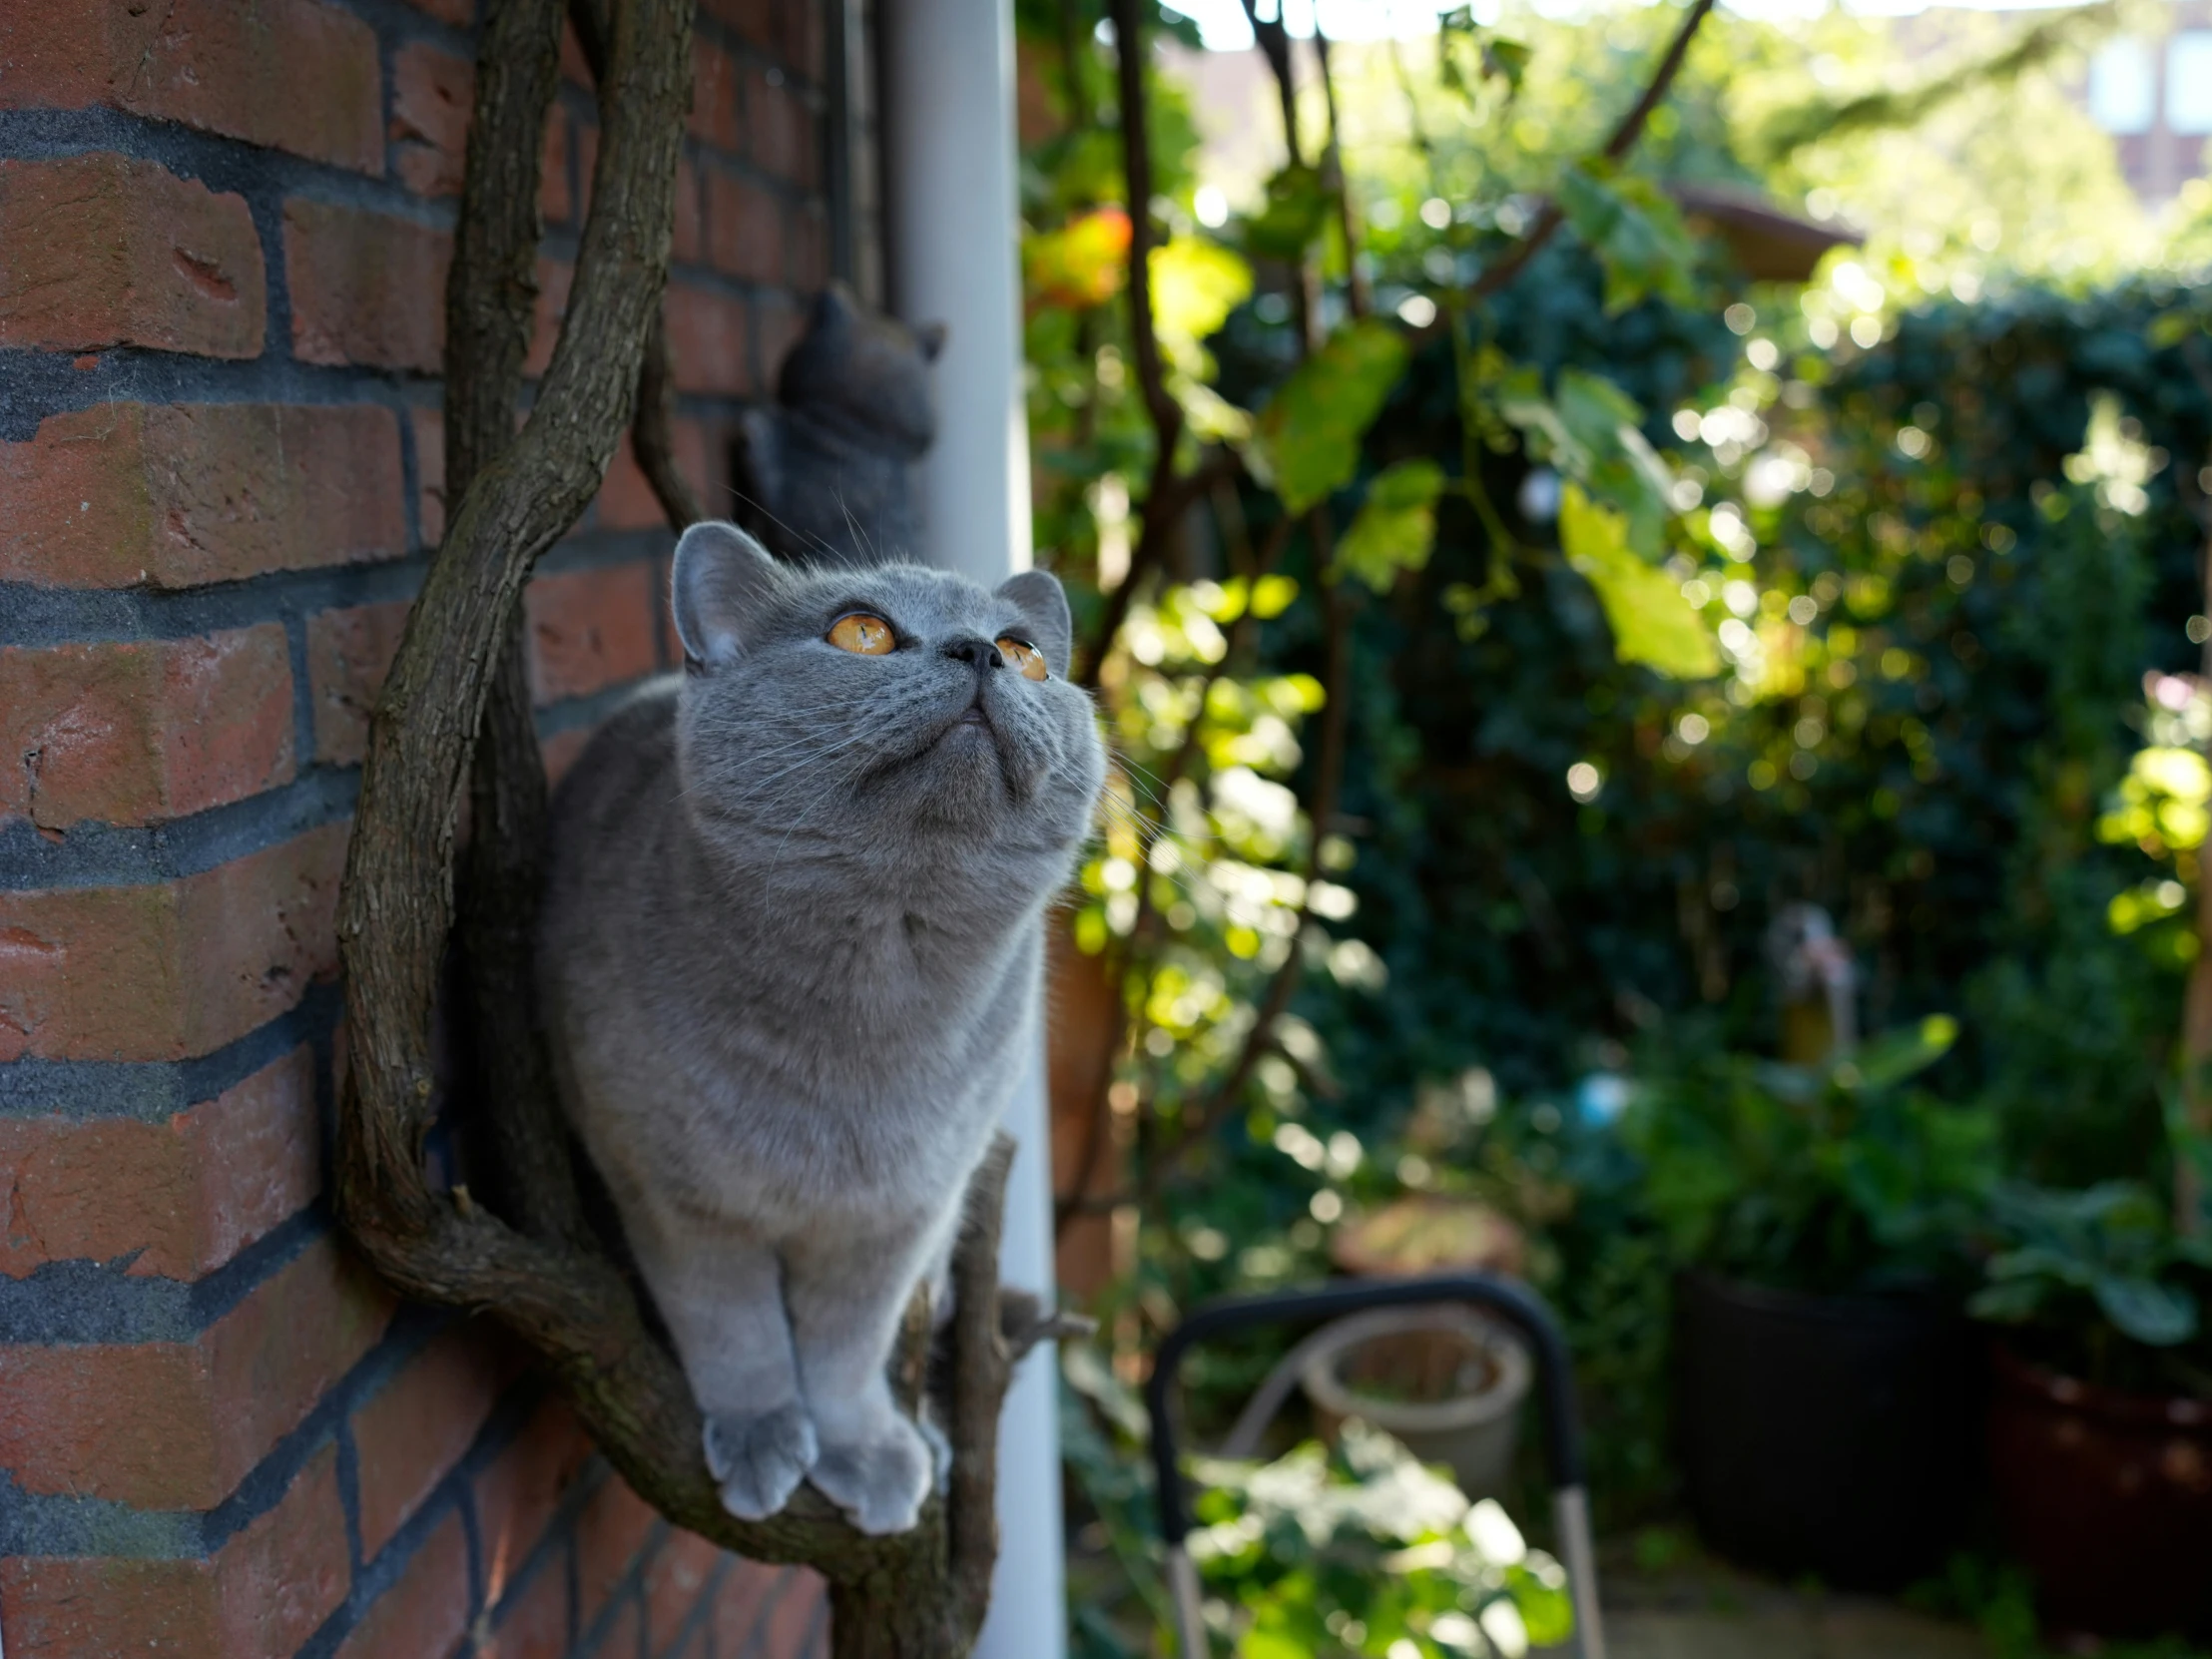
833, 491, 884, 568
725, 484, 854, 569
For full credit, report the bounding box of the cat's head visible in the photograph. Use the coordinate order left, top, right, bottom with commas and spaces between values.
671, 522, 1104, 885
777, 282, 943, 460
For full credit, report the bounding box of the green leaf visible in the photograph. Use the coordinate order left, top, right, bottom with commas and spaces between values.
1258, 319, 1409, 515
1334, 460, 1445, 593
1556, 164, 1701, 315
1839, 1014, 1958, 1091
1150, 236, 1253, 347
1242, 163, 1333, 262
2092, 1275, 2199, 1347
1499, 368, 1673, 555
1559, 484, 1719, 679
1238, 1631, 1309, 1659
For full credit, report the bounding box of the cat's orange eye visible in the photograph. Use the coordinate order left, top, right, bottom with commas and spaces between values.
997, 637, 1048, 682
828, 614, 894, 656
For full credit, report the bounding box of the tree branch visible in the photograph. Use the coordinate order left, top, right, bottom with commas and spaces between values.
444, 0, 589, 1254
1464, 0, 1715, 303
335, 4, 1061, 1652
1141, 520, 1356, 1194
1055, 508, 1295, 1236
572, 0, 702, 533
1313, 29, 1371, 322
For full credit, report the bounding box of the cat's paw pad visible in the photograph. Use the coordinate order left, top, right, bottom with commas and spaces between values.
810, 1416, 932, 1535
703, 1402, 819, 1521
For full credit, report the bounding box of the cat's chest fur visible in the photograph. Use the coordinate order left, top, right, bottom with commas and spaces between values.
540, 684, 1039, 1238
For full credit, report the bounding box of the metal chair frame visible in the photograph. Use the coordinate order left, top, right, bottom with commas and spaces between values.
1142, 1273, 1607, 1659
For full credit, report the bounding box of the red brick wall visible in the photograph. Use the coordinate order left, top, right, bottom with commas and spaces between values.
0, 2, 843, 1654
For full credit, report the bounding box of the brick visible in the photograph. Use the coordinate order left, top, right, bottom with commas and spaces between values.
748, 71, 817, 188
691, 39, 741, 152
414, 406, 447, 546
665, 284, 752, 396
575, 120, 599, 223
0, 1047, 316, 1281
577, 1472, 660, 1627
355, 1325, 520, 1558
0, 155, 265, 357
526, 563, 663, 704
644, 1531, 725, 1652
541, 111, 573, 227
0, 824, 348, 1064
671, 156, 703, 265
0, 1447, 348, 1659
478, 1542, 571, 1658
308, 601, 412, 767
792, 203, 830, 292
560, 19, 593, 89
0, 401, 406, 590
0, 0, 381, 174
785, 0, 828, 85
526, 258, 573, 377
701, 0, 776, 51
0, 1238, 390, 1507
705, 169, 783, 283
284, 199, 451, 370
763, 1570, 829, 1657
392, 43, 473, 198
712, 1561, 784, 1653
473, 1397, 592, 1606
759, 295, 806, 388
0, 626, 294, 830
597, 424, 709, 533
540, 727, 591, 786
338, 1512, 469, 1659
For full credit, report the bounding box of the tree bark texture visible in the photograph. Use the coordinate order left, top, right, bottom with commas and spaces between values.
335, 2, 1054, 1653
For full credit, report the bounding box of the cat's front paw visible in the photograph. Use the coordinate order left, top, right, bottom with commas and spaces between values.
810, 1414, 932, 1535
704, 1402, 819, 1521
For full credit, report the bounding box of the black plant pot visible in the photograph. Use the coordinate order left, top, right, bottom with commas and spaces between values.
1675, 1271, 1977, 1590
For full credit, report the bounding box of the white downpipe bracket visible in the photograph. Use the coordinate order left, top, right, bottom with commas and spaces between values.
878, 6, 1066, 1659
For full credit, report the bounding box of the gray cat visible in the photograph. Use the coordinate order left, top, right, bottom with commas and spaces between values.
735, 282, 945, 567
536, 522, 1104, 1535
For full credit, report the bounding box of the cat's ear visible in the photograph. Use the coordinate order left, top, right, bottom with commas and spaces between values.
996, 569, 1072, 679
673, 522, 780, 668
813, 282, 855, 333
914, 320, 947, 362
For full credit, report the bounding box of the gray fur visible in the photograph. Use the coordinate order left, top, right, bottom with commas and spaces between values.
537, 523, 1103, 1535
736, 282, 946, 567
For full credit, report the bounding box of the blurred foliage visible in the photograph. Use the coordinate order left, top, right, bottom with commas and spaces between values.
1621, 1015, 1997, 1295
1188, 1424, 1573, 1658
1018, 0, 2212, 1641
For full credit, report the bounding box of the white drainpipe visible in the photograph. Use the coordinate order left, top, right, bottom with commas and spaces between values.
878, 7, 1067, 1659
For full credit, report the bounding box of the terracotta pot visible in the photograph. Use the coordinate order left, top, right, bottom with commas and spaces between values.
1301, 1306, 1532, 1500
1988, 1345, 2212, 1642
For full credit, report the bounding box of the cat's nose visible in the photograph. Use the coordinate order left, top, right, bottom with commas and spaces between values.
940, 635, 1005, 672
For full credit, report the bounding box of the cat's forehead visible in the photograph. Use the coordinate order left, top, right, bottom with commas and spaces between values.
774, 562, 1008, 637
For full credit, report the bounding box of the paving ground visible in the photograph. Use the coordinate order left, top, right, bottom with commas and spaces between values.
1595, 1548, 1987, 1659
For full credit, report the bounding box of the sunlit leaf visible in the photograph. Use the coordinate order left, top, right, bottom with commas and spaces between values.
1839, 1013, 1957, 1091
1022, 207, 1131, 311
1151, 236, 1253, 346
1559, 484, 1719, 679
1258, 319, 1409, 515
1556, 163, 1701, 314
1334, 459, 1445, 592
